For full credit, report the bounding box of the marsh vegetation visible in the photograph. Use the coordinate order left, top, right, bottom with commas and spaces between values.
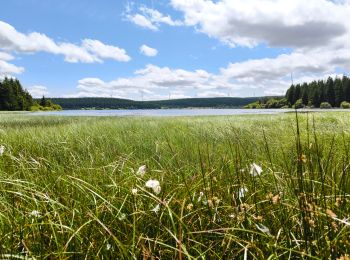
0, 112, 349, 258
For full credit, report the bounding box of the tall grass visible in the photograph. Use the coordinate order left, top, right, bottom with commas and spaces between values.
0, 112, 349, 258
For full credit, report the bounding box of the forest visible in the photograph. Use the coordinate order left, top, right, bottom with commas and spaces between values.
246, 76, 350, 109
0, 78, 61, 111
0, 77, 33, 111
49, 97, 261, 110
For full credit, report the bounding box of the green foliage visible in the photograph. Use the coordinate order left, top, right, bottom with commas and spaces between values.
340, 101, 350, 109
320, 102, 332, 109
0, 113, 349, 258
246, 98, 287, 109
30, 101, 62, 111
285, 75, 350, 108
244, 101, 261, 108
293, 98, 304, 109
0, 77, 33, 110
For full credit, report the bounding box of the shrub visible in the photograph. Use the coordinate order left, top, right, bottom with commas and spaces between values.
293, 99, 304, 109
320, 102, 332, 109
340, 101, 350, 109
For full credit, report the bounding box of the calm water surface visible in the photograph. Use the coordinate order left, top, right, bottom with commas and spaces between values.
30, 108, 346, 117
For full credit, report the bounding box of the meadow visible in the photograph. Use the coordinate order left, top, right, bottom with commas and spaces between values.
0, 112, 349, 259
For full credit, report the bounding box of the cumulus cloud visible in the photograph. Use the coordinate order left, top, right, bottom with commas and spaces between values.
126, 6, 183, 31
27, 85, 49, 98
170, 0, 350, 49
0, 21, 131, 63
139, 44, 158, 57
70, 64, 241, 99
0, 51, 24, 76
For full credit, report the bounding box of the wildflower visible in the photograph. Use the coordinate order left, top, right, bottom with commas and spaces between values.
118, 213, 126, 221
267, 192, 280, 204
106, 244, 112, 250
308, 219, 315, 228
145, 179, 161, 194
29, 210, 41, 218
131, 188, 138, 195
198, 191, 204, 202
239, 187, 248, 198
0, 145, 4, 156
151, 204, 160, 213
212, 196, 220, 205
272, 194, 280, 204
326, 209, 337, 218
254, 215, 263, 222
136, 165, 147, 177
186, 203, 193, 211
250, 163, 262, 176
300, 154, 307, 163
331, 221, 338, 231
338, 255, 350, 260
255, 223, 271, 236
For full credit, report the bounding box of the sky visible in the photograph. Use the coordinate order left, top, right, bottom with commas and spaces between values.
0, 0, 350, 100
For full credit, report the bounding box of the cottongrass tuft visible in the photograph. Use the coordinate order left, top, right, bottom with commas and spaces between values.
29, 210, 41, 218
145, 179, 161, 194
255, 223, 271, 236
239, 187, 248, 198
0, 145, 5, 156
151, 204, 160, 213
250, 163, 262, 176
136, 165, 147, 177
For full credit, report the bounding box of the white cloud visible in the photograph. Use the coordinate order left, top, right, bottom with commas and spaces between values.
126, 6, 183, 31
0, 21, 131, 63
0, 60, 24, 75
0, 51, 24, 76
71, 64, 241, 99
28, 85, 49, 98
197, 91, 229, 98
139, 44, 158, 57
170, 0, 350, 49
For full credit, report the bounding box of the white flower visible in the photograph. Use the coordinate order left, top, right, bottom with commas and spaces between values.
117, 213, 126, 221
250, 163, 263, 176
145, 179, 161, 194
198, 191, 204, 202
29, 210, 41, 218
239, 187, 248, 198
255, 223, 271, 235
136, 165, 147, 177
106, 243, 112, 250
0, 145, 5, 156
131, 188, 138, 195
151, 204, 160, 213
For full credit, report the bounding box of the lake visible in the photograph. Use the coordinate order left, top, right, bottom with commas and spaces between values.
30, 108, 347, 117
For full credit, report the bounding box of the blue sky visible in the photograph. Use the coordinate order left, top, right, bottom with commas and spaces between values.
0, 0, 349, 99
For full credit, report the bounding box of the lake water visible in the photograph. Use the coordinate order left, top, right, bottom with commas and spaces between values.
30, 108, 347, 117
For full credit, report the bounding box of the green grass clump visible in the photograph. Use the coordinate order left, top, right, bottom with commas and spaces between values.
0, 112, 349, 259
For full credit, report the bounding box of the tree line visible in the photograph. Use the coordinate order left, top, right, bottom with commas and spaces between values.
246, 76, 350, 109
286, 76, 350, 108
49, 97, 260, 110
0, 77, 61, 111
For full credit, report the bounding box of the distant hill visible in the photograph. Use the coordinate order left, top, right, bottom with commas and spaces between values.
45, 97, 266, 110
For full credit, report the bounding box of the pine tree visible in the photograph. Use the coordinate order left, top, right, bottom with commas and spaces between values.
326, 77, 335, 106
286, 85, 295, 106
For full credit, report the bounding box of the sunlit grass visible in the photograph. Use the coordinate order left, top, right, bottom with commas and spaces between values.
0, 112, 349, 258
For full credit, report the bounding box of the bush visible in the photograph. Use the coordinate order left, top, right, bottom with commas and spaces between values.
293, 99, 304, 109
340, 101, 350, 109
320, 102, 332, 109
